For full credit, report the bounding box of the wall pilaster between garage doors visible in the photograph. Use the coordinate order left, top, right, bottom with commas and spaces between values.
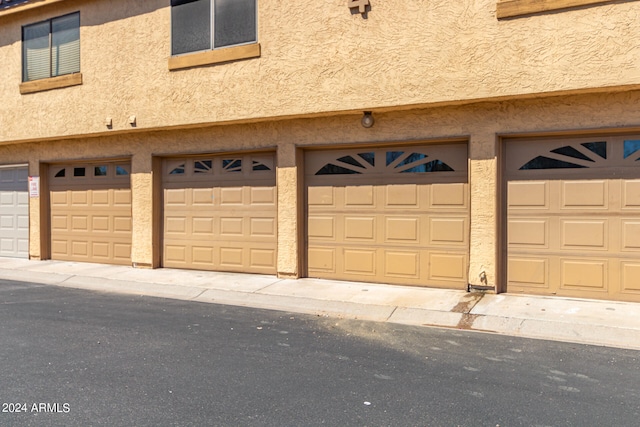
468, 132, 499, 290
276, 144, 303, 278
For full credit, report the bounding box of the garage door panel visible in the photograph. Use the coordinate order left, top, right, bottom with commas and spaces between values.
429, 217, 467, 245
166, 188, 187, 205
192, 246, 215, 264
306, 144, 469, 287
166, 216, 187, 234
431, 183, 467, 208
219, 247, 243, 267
561, 220, 607, 249
192, 188, 214, 205
386, 184, 418, 206
622, 263, 640, 291
192, 217, 215, 235
561, 259, 607, 290
429, 253, 466, 281
384, 217, 418, 243
623, 180, 640, 207
92, 216, 110, 232
92, 242, 110, 259
71, 241, 89, 257
345, 216, 376, 241
307, 247, 336, 272
220, 187, 243, 205
622, 221, 640, 249
345, 185, 375, 206
384, 251, 419, 278
249, 248, 275, 268
220, 217, 244, 236
91, 190, 110, 205
165, 245, 187, 264
162, 154, 277, 273
250, 187, 276, 204
250, 218, 276, 237
71, 191, 88, 206
508, 181, 548, 208
308, 216, 335, 239
508, 219, 548, 247
344, 249, 377, 276
506, 136, 640, 302
562, 181, 607, 208
308, 186, 335, 206
508, 258, 548, 287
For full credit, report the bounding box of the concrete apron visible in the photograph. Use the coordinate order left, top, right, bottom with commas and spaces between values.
0, 258, 638, 351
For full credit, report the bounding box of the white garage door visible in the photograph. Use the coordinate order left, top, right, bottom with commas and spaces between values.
0, 166, 29, 258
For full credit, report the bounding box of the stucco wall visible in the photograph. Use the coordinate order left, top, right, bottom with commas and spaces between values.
1, 0, 640, 142
1, 89, 639, 285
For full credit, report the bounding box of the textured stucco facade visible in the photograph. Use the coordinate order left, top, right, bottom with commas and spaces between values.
1, 0, 640, 293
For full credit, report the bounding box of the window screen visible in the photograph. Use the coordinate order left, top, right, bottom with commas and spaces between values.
22, 12, 80, 82
171, 0, 256, 55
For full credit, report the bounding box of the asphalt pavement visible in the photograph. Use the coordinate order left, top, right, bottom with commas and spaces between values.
1, 281, 639, 426
0, 257, 638, 351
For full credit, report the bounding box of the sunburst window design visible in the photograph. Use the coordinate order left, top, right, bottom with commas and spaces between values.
222, 159, 242, 173
194, 160, 213, 174
315, 151, 455, 175
520, 141, 608, 170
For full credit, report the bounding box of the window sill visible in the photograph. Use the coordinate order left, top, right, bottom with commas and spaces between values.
497, 0, 613, 19
168, 43, 261, 71
20, 73, 83, 95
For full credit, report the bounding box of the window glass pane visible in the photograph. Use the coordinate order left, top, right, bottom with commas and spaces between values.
358, 152, 375, 166
520, 156, 586, 170
252, 161, 271, 171
51, 13, 80, 77
222, 159, 242, 172
194, 160, 213, 173
116, 166, 130, 176
172, 0, 211, 55
214, 0, 256, 48
624, 140, 640, 159
74, 167, 86, 177
337, 155, 366, 169
550, 146, 593, 162
23, 21, 51, 81
54, 168, 66, 178
386, 151, 404, 166
94, 166, 107, 176
581, 142, 607, 159
315, 164, 362, 175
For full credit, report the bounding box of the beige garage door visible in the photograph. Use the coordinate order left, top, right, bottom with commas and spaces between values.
49, 162, 132, 265
306, 144, 469, 287
506, 136, 640, 302
162, 154, 277, 274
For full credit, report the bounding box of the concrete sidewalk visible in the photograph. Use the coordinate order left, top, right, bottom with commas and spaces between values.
0, 257, 638, 350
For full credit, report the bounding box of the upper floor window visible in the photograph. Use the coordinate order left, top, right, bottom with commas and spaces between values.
22, 12, 80, 82
171, 0, 256, 56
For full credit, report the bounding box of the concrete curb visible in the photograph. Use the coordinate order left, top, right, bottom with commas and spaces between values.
0, 259, 639, 351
